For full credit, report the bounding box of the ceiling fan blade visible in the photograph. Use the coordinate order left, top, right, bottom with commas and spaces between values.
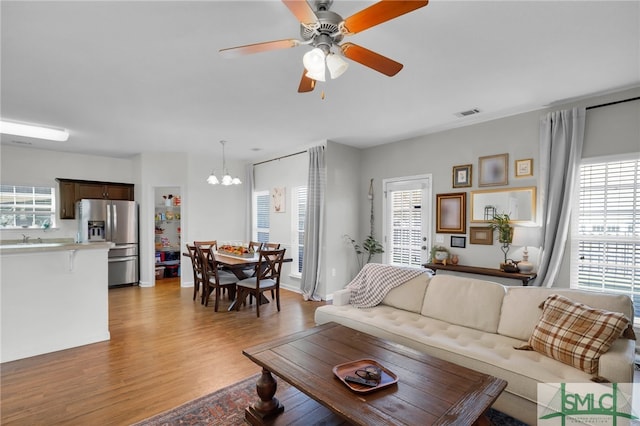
341, 42, 403, 76
298, 70, 316, 93
219, 39, 299, 58
343, 0, 428, 35
282, 0, 318, 24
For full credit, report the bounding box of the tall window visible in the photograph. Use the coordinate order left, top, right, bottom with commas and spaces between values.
572, 156, 639, 317
291, 186, 307, 276
0, 185, 56, 229
253, 190, 270, 243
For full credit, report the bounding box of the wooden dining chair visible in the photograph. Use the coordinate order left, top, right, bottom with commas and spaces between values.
196, 245, 237, 311
242, 241, 264, 278
185, 243, 205, 302
194, 240, 217, 250
248, 241, 263, 253
235, 248, 286, 318
261, 243, 280, 299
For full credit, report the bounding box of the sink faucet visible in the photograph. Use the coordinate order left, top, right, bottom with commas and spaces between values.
22, 234, 30, 244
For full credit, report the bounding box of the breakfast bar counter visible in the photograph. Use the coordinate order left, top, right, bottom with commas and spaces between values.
0, 241, 113, 362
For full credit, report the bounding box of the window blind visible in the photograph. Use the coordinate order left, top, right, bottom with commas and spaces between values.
295, 186, 307, 274
389, 188, 423, 267
575, 158, 639, 312
255, 192, 270, 243
0, 185, 56, 228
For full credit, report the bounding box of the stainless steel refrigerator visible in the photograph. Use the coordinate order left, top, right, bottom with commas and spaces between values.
77, 199, 139, 287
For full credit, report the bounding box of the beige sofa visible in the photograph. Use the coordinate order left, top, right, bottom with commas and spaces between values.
315, 271, 635, 425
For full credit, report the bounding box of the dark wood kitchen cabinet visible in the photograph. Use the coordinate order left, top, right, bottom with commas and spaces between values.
56, 178, 134, 219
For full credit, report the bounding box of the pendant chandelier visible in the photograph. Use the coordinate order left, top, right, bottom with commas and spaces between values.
207, 140, 242, 186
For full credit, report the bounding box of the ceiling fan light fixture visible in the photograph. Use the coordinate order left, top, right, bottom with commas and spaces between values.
303, 47, 326, 73
326, 53, 348, 79
305, 68, 326, 82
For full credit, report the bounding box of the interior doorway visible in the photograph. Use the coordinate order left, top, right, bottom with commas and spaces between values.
154, 187, 182, 285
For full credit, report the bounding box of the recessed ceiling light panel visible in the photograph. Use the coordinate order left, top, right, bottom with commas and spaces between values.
0, 120, 69, 142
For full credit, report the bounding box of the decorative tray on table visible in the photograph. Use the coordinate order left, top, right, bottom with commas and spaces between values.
333, 359, 398, 393
217, 245, 255, 258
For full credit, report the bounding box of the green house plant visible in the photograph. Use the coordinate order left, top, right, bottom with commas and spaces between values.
345, 235, 384, 270
429, 245, 449, 264
489, 213, 514, 269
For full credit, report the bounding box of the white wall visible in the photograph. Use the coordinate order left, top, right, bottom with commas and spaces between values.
2, 87, 637, 294
137, 151, 246, 287
253, 150, 309, 290
324, 141, 361, 295
359, 87, 640, 288
361, 109, 540, 273
0, 145, 135, 242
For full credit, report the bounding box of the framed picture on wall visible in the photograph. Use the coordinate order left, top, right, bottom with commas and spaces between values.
436, 192, 466, 234
470, 226, 494, 245
271, 187, 285, 213
515, 158, 533, 177
451, 236, 466, 248
479, 153, 509, 187
452, 164, 472, 188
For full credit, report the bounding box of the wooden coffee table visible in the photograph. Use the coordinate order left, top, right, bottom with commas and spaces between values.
242, 322, 507, 425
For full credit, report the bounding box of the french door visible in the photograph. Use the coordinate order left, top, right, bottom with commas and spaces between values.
382, 175, 432, 267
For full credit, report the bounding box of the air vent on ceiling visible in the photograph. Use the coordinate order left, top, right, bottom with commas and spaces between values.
11, 140, 33, 145
455, 108, 481, 118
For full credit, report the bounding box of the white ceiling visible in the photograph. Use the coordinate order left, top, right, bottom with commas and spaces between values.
1, 1, 639, 162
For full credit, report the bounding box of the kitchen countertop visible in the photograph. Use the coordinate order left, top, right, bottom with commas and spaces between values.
0, 240, 114, 254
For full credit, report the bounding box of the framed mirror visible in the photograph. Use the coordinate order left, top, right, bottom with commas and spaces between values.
470, 186, 536, 223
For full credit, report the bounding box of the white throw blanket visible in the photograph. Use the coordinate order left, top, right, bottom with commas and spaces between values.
346, 263, 428, 308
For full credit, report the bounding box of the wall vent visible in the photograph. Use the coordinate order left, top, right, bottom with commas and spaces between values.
11, 140, 33, 145
455, 108, 481, 118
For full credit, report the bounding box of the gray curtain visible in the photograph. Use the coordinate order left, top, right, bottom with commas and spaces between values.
537, 107, 585, 287
300, 146, 325, 301
244, 164, 254, 242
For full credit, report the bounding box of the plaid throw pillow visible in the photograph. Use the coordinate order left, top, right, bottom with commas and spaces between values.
525, 294, 630, 374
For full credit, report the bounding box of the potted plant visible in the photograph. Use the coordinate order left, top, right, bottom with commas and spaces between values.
429, 245, 450, 264
489, 213, 515, 269
345, 234, 384, 270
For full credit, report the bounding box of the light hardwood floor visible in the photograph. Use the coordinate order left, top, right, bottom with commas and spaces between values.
1, 278, 325, 425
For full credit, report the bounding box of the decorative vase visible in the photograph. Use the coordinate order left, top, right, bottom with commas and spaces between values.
518, 248, 534, 273
450, 255, 459, 265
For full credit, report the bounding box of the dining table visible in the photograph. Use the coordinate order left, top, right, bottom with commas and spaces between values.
183, 249, 292, 311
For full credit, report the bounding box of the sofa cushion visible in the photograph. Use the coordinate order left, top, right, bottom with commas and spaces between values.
498, 287, 635, 341
524, 294, 630, 374
381, 273, 431, 313
420, 275, 506, 333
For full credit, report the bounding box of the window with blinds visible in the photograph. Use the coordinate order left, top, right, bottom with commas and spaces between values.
573, 157, 639, 315
0, 185, 56, 229
389, 188, 423, 267
292, 186, 307, 275
254, 191, 270, 243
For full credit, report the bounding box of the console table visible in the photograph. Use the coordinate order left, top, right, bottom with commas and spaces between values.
423, 263, 537, 286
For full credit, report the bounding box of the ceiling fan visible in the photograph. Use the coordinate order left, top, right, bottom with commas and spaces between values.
219, 0, 428, 93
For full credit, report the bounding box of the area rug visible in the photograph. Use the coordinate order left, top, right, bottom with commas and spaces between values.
132, 374, 528, 425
